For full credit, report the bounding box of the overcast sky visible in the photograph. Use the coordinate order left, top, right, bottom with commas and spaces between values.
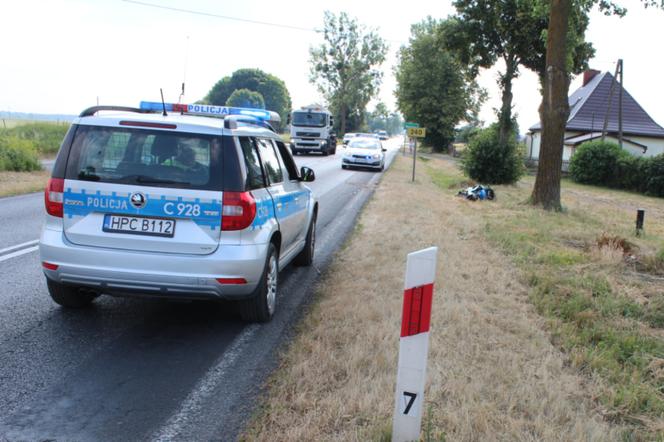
2, 0, 663, 132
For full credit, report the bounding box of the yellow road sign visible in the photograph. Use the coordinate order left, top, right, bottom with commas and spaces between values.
407, 127, 426, 138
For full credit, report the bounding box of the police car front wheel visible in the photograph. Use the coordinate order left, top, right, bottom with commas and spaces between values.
46, 279, 98, 308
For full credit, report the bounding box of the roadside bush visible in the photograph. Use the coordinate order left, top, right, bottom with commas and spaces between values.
614, 154, 649, 192
569, 141, 630, 186
461, 125, 524, 184
7, 122, 69, 155
0, 136, 41, 171
645, 154, 664, 197
570, 142, 664, 198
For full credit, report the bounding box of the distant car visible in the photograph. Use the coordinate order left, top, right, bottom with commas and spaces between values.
377, 130, 388, 140
356, 132, 379, 139
341, 137, 386, 171
342, 132, 357, 145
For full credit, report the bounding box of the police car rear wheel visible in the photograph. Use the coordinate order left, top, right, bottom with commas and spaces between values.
46, 278, 97, 308
240, 243, 277, 323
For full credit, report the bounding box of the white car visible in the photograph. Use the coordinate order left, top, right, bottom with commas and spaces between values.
341, 138, 386, 171
342, 132, 357, 145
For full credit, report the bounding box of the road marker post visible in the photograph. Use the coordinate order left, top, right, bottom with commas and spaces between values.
392, 247, 438, 442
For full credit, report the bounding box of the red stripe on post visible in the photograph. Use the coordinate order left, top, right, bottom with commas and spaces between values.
400, 283, 434, 337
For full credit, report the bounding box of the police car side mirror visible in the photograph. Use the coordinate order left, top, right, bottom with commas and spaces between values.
382, 148, 387, 152
300, 166, 315, 182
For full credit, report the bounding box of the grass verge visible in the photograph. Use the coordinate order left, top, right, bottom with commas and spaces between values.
428, 160, 664, 438
242, 155, 624, 441
0, 170, 49, 197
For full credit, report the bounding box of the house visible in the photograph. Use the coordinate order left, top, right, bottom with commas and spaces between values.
525, 69, 664, 168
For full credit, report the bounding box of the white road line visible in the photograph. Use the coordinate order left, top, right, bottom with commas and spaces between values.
0, 239, 39, 256
0, 246, 39, 263
150, 324, 260, 442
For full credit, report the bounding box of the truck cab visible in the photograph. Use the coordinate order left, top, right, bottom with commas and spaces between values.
289, 105, 337, 156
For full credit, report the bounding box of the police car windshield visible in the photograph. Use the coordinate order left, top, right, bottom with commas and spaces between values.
348, 139, 380, 150
292, 112, 326, 127
65, 126, 223, 190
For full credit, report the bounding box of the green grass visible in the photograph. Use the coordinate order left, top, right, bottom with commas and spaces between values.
426, 159, 664, 437
426, 163, 469, 189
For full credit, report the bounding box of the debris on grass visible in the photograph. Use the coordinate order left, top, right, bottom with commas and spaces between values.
457, 184, 495, 201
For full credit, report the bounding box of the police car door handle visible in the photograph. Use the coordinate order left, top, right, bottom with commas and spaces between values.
276, 202, 283, 209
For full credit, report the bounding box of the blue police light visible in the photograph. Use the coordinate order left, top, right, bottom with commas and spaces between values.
139, 101, 271, 120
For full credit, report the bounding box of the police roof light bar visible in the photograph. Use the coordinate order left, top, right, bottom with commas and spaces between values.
139, 101, 273, 121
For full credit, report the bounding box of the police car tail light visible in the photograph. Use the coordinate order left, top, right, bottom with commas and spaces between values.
45, 178, 64, 217
221, 192, 256, 231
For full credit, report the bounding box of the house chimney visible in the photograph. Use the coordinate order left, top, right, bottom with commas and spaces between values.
583, 69, 600, 86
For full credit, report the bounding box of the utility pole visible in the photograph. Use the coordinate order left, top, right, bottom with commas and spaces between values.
617, 59, 623, 148
601, 59, 623, 147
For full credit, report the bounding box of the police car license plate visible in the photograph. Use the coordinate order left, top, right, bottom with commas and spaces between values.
103, 215, 175, 237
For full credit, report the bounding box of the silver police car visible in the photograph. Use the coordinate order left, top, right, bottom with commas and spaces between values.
40, 102, 318, 322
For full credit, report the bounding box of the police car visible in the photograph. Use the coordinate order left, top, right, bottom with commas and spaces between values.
39, 101, 318, 322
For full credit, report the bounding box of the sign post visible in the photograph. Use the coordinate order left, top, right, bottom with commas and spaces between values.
403, 122, 418, 155
406, 127, 426, 182
392, 247, 438, 442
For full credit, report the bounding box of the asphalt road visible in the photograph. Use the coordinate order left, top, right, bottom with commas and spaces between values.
0, 138, 401, 441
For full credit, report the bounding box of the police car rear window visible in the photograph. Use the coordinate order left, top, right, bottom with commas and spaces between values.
65, 126, 223, 190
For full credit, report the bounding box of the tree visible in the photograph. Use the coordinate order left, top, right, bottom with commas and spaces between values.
386, 112, 404, 136
530, 0, 571, 210
204, 68, 291, 122
366, 102, 390, 132
452, 0, 593, 146
225, 89, 265, 109
395, 18, 484, 151
531, 0, 663, 210
309, 11, 387, 135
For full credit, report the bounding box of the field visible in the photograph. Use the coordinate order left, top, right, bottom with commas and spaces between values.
0, 120, 69, 180
243, 153, 664, 441
0, 170, 49, 197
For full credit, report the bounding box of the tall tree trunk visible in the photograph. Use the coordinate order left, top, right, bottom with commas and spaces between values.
530, 0, 571, 211
340, 107, 347, 135
498, 54, 518, 145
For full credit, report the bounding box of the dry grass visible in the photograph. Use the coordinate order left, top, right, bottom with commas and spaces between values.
242, 156, 626, 441
441, 162, 664, 438
0, 170, 49, 197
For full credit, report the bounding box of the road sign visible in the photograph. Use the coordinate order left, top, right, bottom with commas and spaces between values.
407, 127, 426, 138
392, 247, 438, 442
404, 122, 419, 128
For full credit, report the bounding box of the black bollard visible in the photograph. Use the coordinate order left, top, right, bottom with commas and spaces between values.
636, 208, 645, 236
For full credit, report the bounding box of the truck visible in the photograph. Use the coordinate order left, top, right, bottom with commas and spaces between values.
289, 105, 337, 156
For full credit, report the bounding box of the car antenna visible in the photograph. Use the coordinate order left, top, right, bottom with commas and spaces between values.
178, 82, 185, 114
160, 88, 168, 116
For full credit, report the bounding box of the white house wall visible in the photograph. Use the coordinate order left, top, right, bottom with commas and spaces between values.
529, 132, 580, 162
629, 136, 664, 157
528, 132, 664, 164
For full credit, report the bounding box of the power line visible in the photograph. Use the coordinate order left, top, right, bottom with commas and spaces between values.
121, 0, 405, 45
121, 0, 320, 33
